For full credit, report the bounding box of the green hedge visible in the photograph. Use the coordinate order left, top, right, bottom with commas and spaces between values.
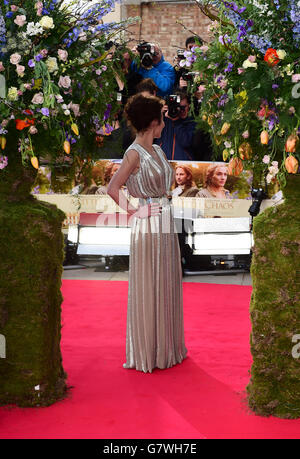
0, 195, 67, 407
247, 175, 300, 418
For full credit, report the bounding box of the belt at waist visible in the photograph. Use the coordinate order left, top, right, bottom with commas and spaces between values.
139, 196, 171, 206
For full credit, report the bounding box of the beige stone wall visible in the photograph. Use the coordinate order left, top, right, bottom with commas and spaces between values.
124, 2, 212, 64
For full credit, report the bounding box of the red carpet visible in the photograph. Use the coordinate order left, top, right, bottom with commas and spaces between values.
1, 280, 300, 439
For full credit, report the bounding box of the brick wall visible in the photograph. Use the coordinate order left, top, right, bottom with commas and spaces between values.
124, 2, 212, 65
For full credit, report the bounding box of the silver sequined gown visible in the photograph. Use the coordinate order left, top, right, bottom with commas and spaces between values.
123, 143, 187, 373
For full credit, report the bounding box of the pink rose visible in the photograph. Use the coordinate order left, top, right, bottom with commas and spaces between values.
40, 49, 48, 58
219, 79, 228, 89
292, 74, 300, 83
58, 75, 71, 89
11, 5, 18, 11
238, 67, 245, 74
14, 15, 27, 27
32, 92, 44, 104
69, 102, 80, 117
35, 1, 43, 8
248, 55, 256, 63
199, 45, 209, 53
58, 49, 68, 62
24, 83, 32, 90
197, 84, 206, 94
29, 126, 38, 134
16, 64, 25, 77
10, 53, 22, 65
0, 62, 4, 72
242, 130, 249, 139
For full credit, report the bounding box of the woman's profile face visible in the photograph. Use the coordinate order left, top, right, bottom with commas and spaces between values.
211, 166, 228, 188
153, 115, 165, 139
175, 167, 188, 186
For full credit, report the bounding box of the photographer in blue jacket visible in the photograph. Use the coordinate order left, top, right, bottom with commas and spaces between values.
130, 42, 175, 98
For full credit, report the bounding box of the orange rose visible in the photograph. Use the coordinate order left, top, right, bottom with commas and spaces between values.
264, 48, 280, 67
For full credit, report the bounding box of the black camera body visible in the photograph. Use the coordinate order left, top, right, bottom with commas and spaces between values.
248, 188, 268, 217
165, 94, 181, 119
181, 69, 198, 81
137, 42, 155, 69
177, 49, 185, 60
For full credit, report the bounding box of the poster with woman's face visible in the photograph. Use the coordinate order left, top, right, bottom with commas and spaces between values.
32, 160, 253, 199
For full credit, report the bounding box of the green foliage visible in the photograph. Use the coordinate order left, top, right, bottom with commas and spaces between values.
189, 1, 300, 189
0, 1, 138, 175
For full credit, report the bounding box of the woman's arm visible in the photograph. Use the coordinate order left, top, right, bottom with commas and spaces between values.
107, 150, 161, 218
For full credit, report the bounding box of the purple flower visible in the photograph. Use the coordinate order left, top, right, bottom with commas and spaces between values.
41, 108, 50, 116
35, 54, 43, 62
272, 84, 279, 90
224, 62, 234, 72
218, 94, 229, 107
28, 59, 35, 68
103, 103, 112, 121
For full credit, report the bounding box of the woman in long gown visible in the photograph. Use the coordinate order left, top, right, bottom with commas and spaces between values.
107, 94, 187, 373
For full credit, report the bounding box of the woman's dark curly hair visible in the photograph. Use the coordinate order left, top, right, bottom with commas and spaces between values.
124, 94, 164, 133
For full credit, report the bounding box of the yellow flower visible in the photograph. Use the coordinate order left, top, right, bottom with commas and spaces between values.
235, 90, 248, 107
7, 86, 18, 101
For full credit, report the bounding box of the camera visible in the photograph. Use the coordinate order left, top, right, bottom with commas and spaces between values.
165, 94, 181, 119
248, 188, 268, 217
181, 70, 199, 82
177, 49, 185, 60
136, 42, 155, 69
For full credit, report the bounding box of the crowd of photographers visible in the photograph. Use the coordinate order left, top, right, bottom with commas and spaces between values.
102, 36, 214, 162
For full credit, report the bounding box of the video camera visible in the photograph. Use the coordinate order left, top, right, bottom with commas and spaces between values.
137, 42, 156, 69
165, 94, 182, 119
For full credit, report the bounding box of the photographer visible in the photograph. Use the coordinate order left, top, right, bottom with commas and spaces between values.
173, 36, 203, 92
130, 42, 175, 98
155, 91, 196, 161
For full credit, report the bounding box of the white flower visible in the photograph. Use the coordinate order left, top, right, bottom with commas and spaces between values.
277, 49, 286, 60
26, 22, 44, 36
46, 57, 58, 73
64, 109, 70, 116
224, 141, 232, 148
242, 59, 258, 69
263, 155, 270, 164
39, 16, 54, 30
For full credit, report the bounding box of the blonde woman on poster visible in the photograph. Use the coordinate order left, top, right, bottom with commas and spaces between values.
197, 164, 231, 199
